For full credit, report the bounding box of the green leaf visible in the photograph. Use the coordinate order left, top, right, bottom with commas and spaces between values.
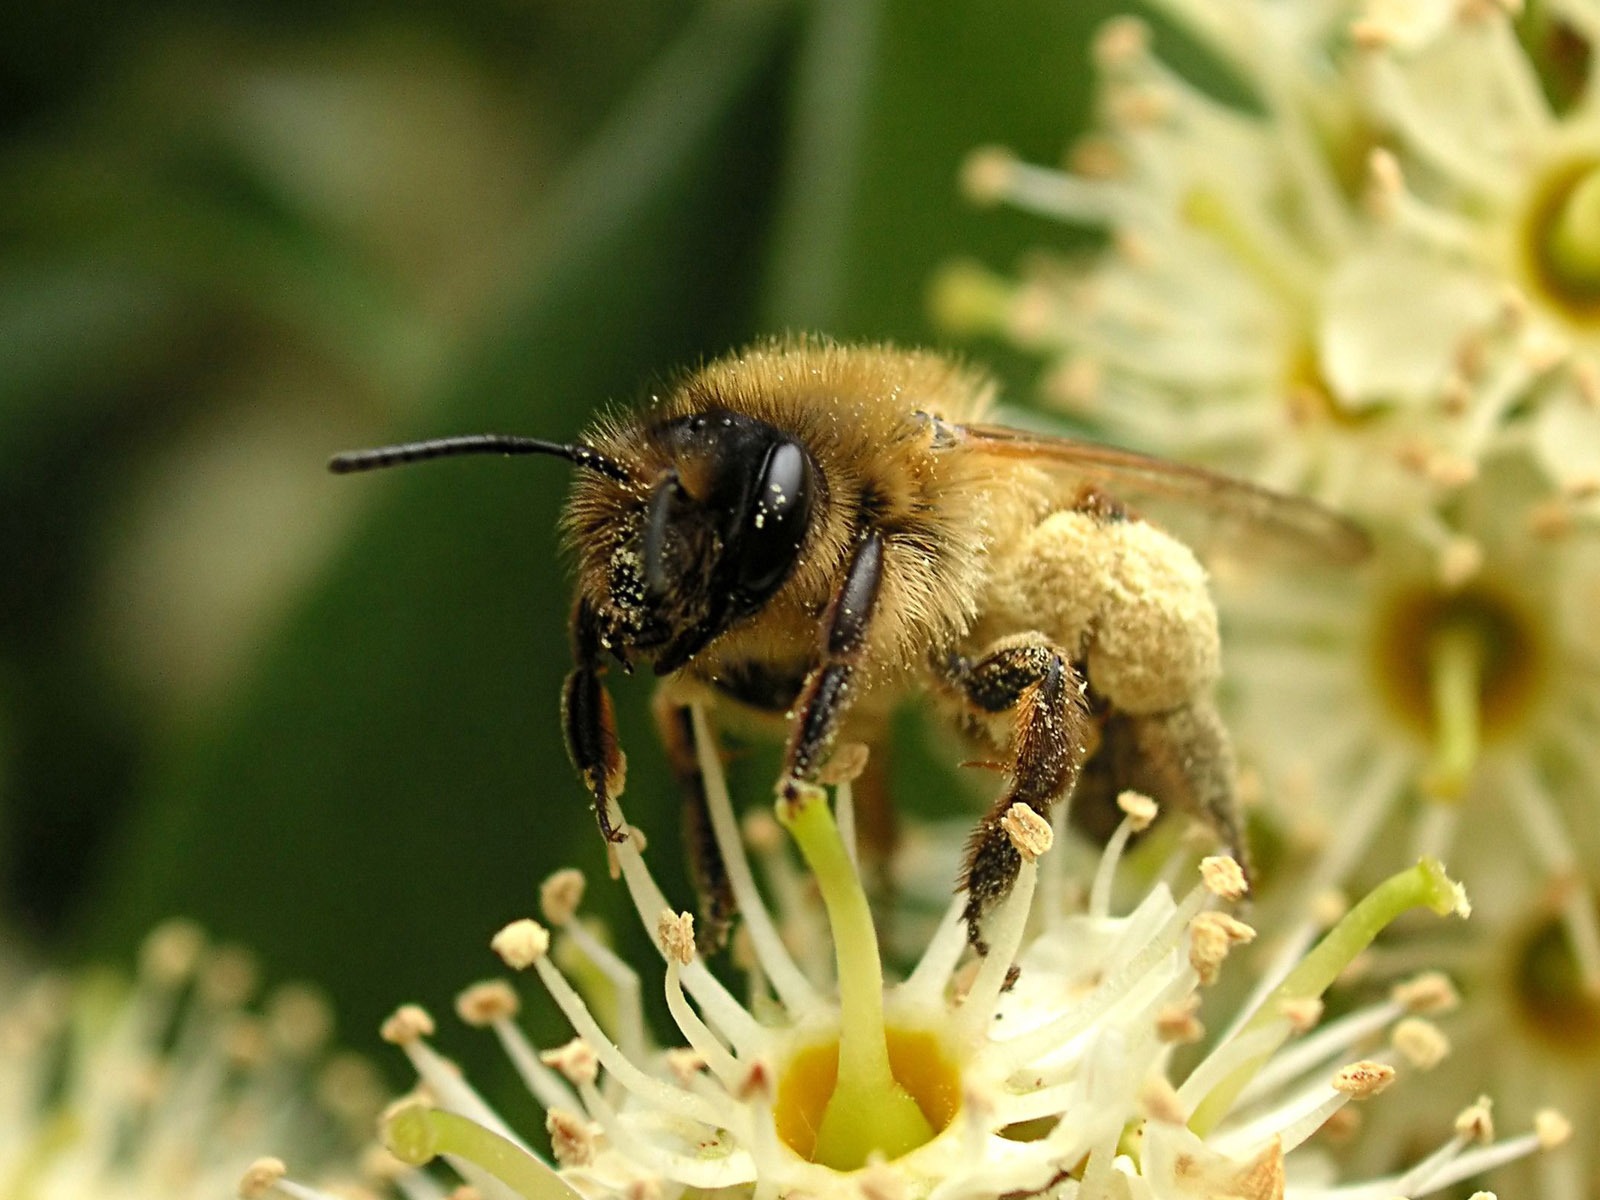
83, 0, 797, 1081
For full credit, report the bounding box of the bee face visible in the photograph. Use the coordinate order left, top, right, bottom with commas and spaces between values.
572, 408, 819, 675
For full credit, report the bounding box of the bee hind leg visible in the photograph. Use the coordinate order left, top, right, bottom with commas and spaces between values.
652, 693, 737, 953
1091, 699, 1249, 882
944, 635, 1092, 953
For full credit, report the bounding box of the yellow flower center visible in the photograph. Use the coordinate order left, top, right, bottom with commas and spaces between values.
1370, 584, 1545, 795
774, 784, 953, 1170
774, 1026, 962, 1166
1519, 155, 1600, 327
1512, 907, 1600, 1054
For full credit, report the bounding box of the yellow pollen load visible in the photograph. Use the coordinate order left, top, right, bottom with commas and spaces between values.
774, 1027, 962, 1166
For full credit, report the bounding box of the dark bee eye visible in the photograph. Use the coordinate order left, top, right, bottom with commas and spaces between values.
732, 439, 812, 608
642, 471, 690, 599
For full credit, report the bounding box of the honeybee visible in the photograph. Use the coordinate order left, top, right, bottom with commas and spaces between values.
331, 340, 1368, 950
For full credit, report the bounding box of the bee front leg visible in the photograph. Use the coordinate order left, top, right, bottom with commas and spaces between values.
561, 597, 629, 844
944, 635, 1092, 952
780, 531, 885, 795
652, 692, 736, 951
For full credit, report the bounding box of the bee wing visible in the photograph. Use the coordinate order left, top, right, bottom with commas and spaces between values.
956, 422, 1372, 566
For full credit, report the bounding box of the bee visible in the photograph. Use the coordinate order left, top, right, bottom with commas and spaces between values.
331, 339, 1368, 951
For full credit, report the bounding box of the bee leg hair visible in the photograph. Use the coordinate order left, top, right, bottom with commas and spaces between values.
653, 693, 737, 953
946, 636, 1092, 953
780, 530, 886, 795
561, 596, 629, 844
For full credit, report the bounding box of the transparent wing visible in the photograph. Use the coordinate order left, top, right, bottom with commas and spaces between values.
957, 422, 1372, 566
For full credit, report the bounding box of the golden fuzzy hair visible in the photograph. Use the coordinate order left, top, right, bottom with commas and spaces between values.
563, 338, 1013, 681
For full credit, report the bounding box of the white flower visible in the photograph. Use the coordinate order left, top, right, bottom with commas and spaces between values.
938, 7, 1600, 1185
0, 920, 387, 1200
941, 1, 1600, 512
263, 707, 1566, 1200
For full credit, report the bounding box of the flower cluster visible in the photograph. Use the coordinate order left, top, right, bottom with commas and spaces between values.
0, 920, 387, 1200
254, 708, 1564, 1200
938, 3, 1600, 1189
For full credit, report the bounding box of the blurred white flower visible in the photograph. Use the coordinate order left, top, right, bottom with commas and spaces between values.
938, 7, 1600, 1183
0, 920, 388, 1200
941, 0, 1600, 512
286, 706, 1570, 1200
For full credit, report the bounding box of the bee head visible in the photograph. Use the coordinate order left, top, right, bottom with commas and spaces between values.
579, 410, 818, 675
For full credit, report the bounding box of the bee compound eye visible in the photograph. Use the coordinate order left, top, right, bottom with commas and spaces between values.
734, 440, 813, 601
642, 473, 691, 599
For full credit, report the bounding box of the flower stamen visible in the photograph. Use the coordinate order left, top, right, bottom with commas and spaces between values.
1188, 859, 1467, 1135
383, 1102, 584, 1200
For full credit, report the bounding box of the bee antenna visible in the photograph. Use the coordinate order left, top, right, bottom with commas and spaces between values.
327, 435, 631, 482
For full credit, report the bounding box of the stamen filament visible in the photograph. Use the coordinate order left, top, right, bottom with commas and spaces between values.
1236, 1000, 1402, 1106
836, 778, 859, 874
577, 1077, 756, 1188
997, 882, 1208, 1069
486, 1017, 581, 1113
1230, 1084, 1351, 1157
608, 831, 763, 1052
664, 959, 743, 1088
383, 1104, 584, 1200
1223, 749, 1411, 1042
1501, 756, 1600, 992
530, 954, 732, 1129
691, 706, 817, 1010
777, 783, 934, 1168
1188, 859, 1465, 1135
1089, 813, 1139, 919
958, 860, 1040, 1037
395, 1029, 525, 1144
1407, 1130, 1547, 1192
555, 917, 647, 1072
1182, 186, 1316, 306
903, 893, 970, 1003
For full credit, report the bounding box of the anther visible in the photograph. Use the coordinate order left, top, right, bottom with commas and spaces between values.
491, 919, 550, 969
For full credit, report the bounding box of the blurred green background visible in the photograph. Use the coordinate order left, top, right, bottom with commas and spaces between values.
1, 0, 1113, 1091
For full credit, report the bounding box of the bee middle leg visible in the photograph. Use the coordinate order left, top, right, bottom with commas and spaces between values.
652, 692, 737, 953
944, 634, 1092, 952
780, 530, 886, 793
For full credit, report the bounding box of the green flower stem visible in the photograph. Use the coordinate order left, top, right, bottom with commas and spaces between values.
778, 784, 934, 1168
1188, 859, 1463, 1136
383, 1104, 584, 1200
1423, 619, 1483, 802
1550, 165, 1600, 290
